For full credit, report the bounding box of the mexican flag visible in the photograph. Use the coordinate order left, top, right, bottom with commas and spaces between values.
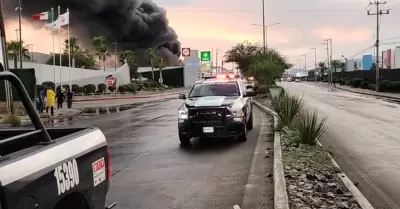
32, 11, 54, 21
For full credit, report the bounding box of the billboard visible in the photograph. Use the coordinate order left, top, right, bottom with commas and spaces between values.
382, 49, 392, 69
362, 55, 373, 70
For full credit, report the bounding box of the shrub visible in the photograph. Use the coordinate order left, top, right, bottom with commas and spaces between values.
290, 109, 327, 145
62, 85, 70, 91
350, 78, 363, 88
42, 81, 55, 89
84, 84, 96, 93
360, 81, 370, 89
78, 87, 85, 93
389, 81, 400, 91
367, 83, 373, 90
270, 91, 305, 130
379, 80, 391, 92
118, 85, 127, 92
340, 78, 349, 85
98, 83, 107, 93
72, 84, 80, 93
344, 80, 351, 86
1, 114, 21, 126
108, 86, 116, 92
370, 84, 376, 90
255, 85, 268, 95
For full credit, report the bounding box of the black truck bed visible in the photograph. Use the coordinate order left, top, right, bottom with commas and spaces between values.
0, 127, 91, 157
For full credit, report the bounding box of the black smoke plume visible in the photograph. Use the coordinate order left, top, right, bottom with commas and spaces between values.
3, 0, 182, 66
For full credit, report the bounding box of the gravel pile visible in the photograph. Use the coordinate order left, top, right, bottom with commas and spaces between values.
281, 136, 361, 209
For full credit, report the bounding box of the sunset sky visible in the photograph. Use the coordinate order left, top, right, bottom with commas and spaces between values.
164, 0, 399, 68
4, 0, 400, 69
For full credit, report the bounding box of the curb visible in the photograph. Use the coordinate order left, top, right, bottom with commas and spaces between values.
0, 111, 82, 128
253, 100, 289, 209
318, 82, 400, 101
254, 99, 375, 209
74, 91, 186, 102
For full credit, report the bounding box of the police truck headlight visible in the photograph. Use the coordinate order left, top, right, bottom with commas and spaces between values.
231, 109, 244, 117
178, 110, 188, 119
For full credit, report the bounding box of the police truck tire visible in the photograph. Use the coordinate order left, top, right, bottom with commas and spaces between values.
179, 134, 191, 145
246, 113, 253, 130
238, 125, 248, 142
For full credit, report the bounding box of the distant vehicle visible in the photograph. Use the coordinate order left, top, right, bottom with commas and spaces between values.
245, 81, 255, 91
177, 73, 253, 145
0, 71, 115, 209
295, 78, 301, 82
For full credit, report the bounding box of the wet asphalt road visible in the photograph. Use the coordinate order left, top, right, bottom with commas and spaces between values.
54, 98, 264, 209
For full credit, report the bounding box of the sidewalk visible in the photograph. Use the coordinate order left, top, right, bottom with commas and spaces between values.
73, 88, 187, 102
319, 82, 400, 100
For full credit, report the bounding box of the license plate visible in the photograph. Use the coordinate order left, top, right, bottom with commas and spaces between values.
203, 127, 214, 133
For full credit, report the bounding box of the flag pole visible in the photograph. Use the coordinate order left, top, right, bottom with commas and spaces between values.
58, 5, 62, 90
51, 7, 56, 87
67, 8, 71, 90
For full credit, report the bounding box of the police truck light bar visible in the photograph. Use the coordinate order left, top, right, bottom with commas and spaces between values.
216, 73, 238, 79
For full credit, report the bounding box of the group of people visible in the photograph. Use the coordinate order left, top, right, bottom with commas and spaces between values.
37, 87, 74, 116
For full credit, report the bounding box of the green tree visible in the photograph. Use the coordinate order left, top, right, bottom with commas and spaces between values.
7, 40, 30, 69
120, 50, 138, 79
91, 36, 110, 70
224, 41, 263, 73
64, 36, 80, 67
330, 59, 344, 73
146, 48, 156, 81
318, 61, 327, 76
248, 53, 287, 85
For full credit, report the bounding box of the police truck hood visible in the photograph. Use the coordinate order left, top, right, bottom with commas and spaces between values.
185, 96, 240, 107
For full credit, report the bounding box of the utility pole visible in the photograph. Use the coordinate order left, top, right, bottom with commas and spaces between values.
322, 39, 331, 84
301, 54, 307, 69
368, 0, 389, 92
262, 0, 266, 53
296, 59, 300, 70
310, 48, 317, 81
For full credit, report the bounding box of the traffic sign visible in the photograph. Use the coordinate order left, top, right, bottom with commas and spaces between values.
105, 75, 116, 87
200, 51, 211, 61
182, 48, 191, 57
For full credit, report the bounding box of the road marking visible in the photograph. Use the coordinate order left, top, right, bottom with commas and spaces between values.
111, 135, 176, 176
233, 205, 241, 209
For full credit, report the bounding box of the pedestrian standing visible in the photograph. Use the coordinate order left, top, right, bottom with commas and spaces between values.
56, 89, 65, 109
38, 89, 45, 113
46, 86, 55, 116
66, 89, 74, 109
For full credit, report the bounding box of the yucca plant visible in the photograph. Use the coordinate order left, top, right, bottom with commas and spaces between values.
270, 92, 305, 130
291, 110, 327, 145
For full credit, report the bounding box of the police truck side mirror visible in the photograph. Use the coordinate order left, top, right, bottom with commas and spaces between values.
178, 94, 186, 99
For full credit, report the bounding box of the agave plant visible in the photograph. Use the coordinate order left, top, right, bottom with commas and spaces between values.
270, 92, 305, 130
291, 110, 327, 145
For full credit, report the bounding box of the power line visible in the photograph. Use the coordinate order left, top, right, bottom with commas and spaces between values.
348, 45, 374, 58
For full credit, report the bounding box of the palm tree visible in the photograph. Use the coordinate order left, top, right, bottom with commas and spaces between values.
119, 50, 138, 79
7, 41, 30, 69
91, 36, 110, 70
64, 37, 80, 67
146, 48, 156, 81
154, 56, 167, 86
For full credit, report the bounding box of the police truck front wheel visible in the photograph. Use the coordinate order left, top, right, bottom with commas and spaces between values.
179, 134, 191, 145
246, 113, 253, 130
238, 125, 248, 142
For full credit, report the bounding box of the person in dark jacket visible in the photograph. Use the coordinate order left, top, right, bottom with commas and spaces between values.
56, 89, 65, 109
38, 89, 45, 113
66, 90, 74, 109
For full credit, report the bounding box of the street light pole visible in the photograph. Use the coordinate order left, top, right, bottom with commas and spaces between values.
301, 54, 307, 69
251, 22, 281, 51
262, 0, 265, 53
310, 47, 317, 81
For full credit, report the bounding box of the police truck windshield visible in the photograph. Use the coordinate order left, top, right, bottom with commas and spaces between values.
188, 82, 240, 97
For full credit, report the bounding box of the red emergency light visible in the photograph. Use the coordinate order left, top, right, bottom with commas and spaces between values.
216, 73, 238, 79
